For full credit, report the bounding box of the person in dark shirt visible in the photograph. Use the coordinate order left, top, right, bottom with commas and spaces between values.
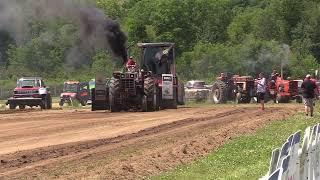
301, 74, 317, 117
270, 70, 277, 82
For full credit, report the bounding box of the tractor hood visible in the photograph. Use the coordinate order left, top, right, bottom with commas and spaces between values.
14, 87, 40, 95
13, 87, 41, 98
14, 87, 39, 91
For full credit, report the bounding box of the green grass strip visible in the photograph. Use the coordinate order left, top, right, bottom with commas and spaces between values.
153, 106, 320, 180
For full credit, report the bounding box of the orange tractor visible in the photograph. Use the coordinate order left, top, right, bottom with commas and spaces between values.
211, 73, 255, 104
267, 76, 302, 103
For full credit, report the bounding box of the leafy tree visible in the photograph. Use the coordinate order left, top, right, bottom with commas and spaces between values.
0, 30, 14, 79
96, 0, 124, 20
1, 0, 320, 86
290, 54, 319, 78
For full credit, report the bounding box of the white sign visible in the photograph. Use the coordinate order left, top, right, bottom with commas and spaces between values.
162, 74, 173, 99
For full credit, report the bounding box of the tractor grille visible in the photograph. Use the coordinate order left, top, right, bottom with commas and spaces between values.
15, 90, 38, 94
289, 82, 297, 94
121, 79, 136, 95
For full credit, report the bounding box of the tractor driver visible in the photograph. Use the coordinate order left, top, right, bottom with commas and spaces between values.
270, 70, 278, 82
126, 56, 138, 72
220, 72, 226, 78
219, 72, 228, 82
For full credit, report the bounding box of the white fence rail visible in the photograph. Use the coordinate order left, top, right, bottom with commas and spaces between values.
260, 123, 320, 180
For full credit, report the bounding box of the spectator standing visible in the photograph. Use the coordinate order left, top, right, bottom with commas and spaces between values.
257, 72, 267, 111
301, 74, 317, 117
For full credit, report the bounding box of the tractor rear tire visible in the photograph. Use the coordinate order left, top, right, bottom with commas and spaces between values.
144, 77, 156, 112
211, 81, 227, 104
109, 78, 121, 112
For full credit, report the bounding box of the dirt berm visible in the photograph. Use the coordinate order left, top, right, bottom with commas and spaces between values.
0, 105, 299, 179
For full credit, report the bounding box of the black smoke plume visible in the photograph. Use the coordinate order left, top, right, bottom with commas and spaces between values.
105, 21, 128, 64
0, 0, 128, 65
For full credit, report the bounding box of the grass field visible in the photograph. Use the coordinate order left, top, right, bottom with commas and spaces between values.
153, 104, 320, 180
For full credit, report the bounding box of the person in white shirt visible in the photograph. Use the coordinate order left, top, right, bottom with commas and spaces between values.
257, 72, 267, 110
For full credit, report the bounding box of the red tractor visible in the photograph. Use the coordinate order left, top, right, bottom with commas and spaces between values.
6, 77, 52, 109
267, 76, 302, 103
91, 42, 185, 112
211, 73, 255, 104
233, 75, 255, 103
59, 81, 90, 107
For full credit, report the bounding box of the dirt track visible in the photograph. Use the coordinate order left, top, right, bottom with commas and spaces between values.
0, 105, 300, 179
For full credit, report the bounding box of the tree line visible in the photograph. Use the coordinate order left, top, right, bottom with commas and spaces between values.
0, 0, 320, 87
